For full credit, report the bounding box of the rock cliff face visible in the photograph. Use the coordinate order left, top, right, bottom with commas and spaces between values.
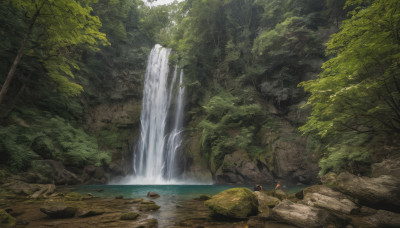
85, 100, 142, 179
182, 103, 320, 185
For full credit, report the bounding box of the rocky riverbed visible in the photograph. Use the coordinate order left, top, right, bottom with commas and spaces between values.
1, 159, 399, 227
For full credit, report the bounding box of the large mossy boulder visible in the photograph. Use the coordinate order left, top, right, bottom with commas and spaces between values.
272, 200, 349, 228
204, 188, 258, 219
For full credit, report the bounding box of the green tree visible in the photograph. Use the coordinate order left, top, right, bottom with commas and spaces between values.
300, 0, 400, 174
0, 0, 109, 105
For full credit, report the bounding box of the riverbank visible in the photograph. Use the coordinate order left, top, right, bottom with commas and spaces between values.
1, 161, 399, 227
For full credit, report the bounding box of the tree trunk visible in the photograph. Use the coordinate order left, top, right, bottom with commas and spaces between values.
0, 10, 40, 105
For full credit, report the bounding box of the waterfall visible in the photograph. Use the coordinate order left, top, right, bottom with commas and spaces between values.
128, 44, 185, 184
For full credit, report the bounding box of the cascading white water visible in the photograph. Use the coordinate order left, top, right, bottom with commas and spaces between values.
127, 44, 185, 184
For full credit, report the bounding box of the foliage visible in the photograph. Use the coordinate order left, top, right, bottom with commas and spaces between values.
300, 0, 400, 174
0, 107, 111, 170
2, 0, 109, 97
199, 91, 265, 171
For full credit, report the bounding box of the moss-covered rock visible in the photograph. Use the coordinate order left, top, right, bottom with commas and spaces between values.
120, 212, 140, 220
204, 188, 258, 219
65, 192, 82, 201
0, 209, 16, 227
138, 201, 160, 211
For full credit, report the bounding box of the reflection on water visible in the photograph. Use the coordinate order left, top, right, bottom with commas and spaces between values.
75, 185, 305, 227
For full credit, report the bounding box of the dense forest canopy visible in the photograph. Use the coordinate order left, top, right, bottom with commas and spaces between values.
0, 0, 399, 181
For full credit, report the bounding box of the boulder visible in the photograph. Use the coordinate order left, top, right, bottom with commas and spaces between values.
146, 192, 160, 199
139, 200, 160, 211
204, 188, 258, 219
253, 191, 276, 218
40, 204, 77, 218
253, 191, 280, 207
301, 185, 359, 214
134, 218, 158, 227
215, 150, 274, 185
334, 172, 400, 209
120, 212, 140, 220
30, 184, 55, 199
361, 210, 400, 228
371, 159, 400, 178
5, 180, 40, 195
272, 200, 349, 228
64, 192, 82, 201
266, 120, 320, 184
0, 209, 16, 227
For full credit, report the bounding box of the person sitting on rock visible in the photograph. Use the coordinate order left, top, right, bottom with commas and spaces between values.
275, 181, 281, 190
254, 185, 262, 191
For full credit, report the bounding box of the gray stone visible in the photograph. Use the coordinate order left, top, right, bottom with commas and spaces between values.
301, 185, 359, 214
334, 172, 400, 208
146, 192, 160, 198
215, 150, 274, 185
40, 205, 77, 218
371, 159, 400, 178
362, 210, 400, 228
272, 200, 349, 228
30, 184, 55, 199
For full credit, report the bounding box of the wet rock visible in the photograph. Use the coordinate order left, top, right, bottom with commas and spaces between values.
115, 195, 124, 199
361, 210, 400, 228
146, 192, 160, 198
134, 218, 158, 228
195, 194, 211, 201
204, 188, 258, 219
120, 212, 140, 220
334, 172, 400, 209
0, 209, 16, 227
301, 185, 359, 214
139, 200, 160, 211
124, 198, 143, 204
64, 192, 82, 201
77, 209, 104, 218
40, 204, 77, 218
272, 200, 349, 228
